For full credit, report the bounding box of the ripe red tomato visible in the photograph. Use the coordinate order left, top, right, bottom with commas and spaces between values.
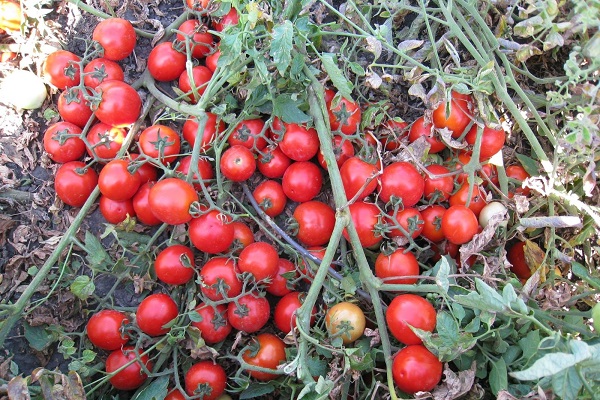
136, 293, 179, 336
242, 333, 287, 381
423, 164, 454, 202
86, 309, 129, 350
378, 119, 409, 150
189, 210, 235, 253
432, 92, 473, 138
453, 151, 498, 186
212, 7, 239, 31
132, 182, 162, 226
266, 258, 297, 296
220, 145, 256, 182
165, 389, 186, 400
86, 122, 125, 161
375, 248, 420, 284
231, 221, 255, 252
148, 178, 198, 225
127, 153, 158, 183
317, 135, 355, 169
148, 41, 186, 82
293, 200, 336, 247
506, 165, 531, 196
138, 124, 181, 165
182, 113, 225, 151
253, 180, 287, 217
340, 157, 378, 201
105, 346, 151, 390
227, 293, 270, 333
386, 294, 436, 345
98, 159, 141, 201
379, 161, 424, 207
238, 241, 279, 282
282, 161, 322, 203
199, 257, 242, 301
179, 65, 213, 103
177, 19, 214, 59
57, 87, 93, 128
175, 155, 214, 190
83, 57, 124, 89
278, 123, 320, 162
507, 241, 531, 280
392, 345, 443, 394
185, 0, 210, 11
191, 303, 232, 344
442, 205, 478, 245
154, 244, 195, 285
449, 183, 488, 217
185, 361, 227, 399
408, 116, 445, 153
465, 125, 505, 161
54, 161, 98, 207
274, 292, 316, 334
43, 121, 85, 163
99, 196, 135, 224
420, 205, 446, 243
325, 302, 366, 344
205, 50, 220, 72
257, 146, 291, 179
44, 50, 80, 89
327, 95, 362, 135
343, 201, 383, 248
94, 80, 141, 127
386, 207, 423, 239
92, 18, 136, 61
229, 119, 268, 151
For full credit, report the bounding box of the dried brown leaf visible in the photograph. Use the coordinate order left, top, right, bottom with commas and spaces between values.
7, 376, 30, 400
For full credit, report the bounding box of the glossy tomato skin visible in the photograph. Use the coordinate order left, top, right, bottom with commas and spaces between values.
138, 124, 181, 165
379, 162, 424, 207
387, 207, 423, 239
148, 178, 198, 225
325, 302, 366, 344
266, 258, 297, 296
185, 361, 227, 399
136, 293, 179, 336
442, 205, 478, 245
318, 135, 355, 169
432, 92, 473, 138
293, 200, 336, 247
242, 333, 287, 381
506, 165, 531, 196
105, 346, 151, 391
99, 196, 135, 224
148, 41, 186, 82
227, 293, 270, 333
274, 292, 316, 334
177, 19, 213, 59
507, 241, 531, 280
424, 164, 454, 202
175, 155, 214, 190
257, 146, 291, 179
199, 257, 242, 301
186, 0, 210, 11
213, 7, 239, 31
83, 58, 124, 89
93, 18, 136, 61
386, 294, 436, 345
44, 50, 80, 90
392, 345, 443, 394
229, 119, 268, 151
98, 159, 141, 201
86, 122, 125, 161
278, 123, 320, 162
220, 145, 256, 182
132, 182, 162, 226
238, 241, 279, 282
327, 96, 362, 135
343, 201, 382, 248
95, 80, 141, 127
189, 210, 235, 254
128, 153, 158, 183
449, 183, 488, 217
55, 161, 98, 207
253, 180, 287, 217
465, 125, 505, 161
165, 389, 186, 400
375, 248, 420, 285
408, 116, 445, 153
154, 244, 195, 285
420, 205, 446, 243
43, 121, 85, 163
57, 87, 93, 128
282, 161, 322, 203
179, 65, 213, 103
191, 303, 232, 344
182, 113, 225, 152
205, 50, 220, 72
340, 157, 378, 201
86, 309, 129, 350
231, 221, 255, 252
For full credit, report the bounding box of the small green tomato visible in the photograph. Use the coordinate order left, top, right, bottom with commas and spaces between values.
478, 201, 508, 229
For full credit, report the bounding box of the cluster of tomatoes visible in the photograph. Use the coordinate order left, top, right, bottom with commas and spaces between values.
38, 1, 535, 398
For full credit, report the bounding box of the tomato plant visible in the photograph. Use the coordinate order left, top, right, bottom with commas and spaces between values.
278, 123, 320, 162
317, 135, 354, 169
274, 292, 315, 334
184, 361, 227, 399
83, 58, 124, 89
423, 164, 454, 202
408, 116, 446, 153
105, 346, 151, 391
386, 207, 423, 239
86, 310, 129, 351
57, 87, 93, 128
442, 205, 479, 245
507, 241, 531, 280
282, 161, 322, 203
179, 65, 213, 103
266, 258, 297, 297
432, 91, 473, 138
132, 182, 162, 226
182, 113, 225, 152
135, 293, 179, 336
231, 221, 255, 251
147, 41, 186, 82
86, 122, 125, 161
154, 244, 195, 285
293, 200, 336, 247
386, 294, 436, 345
227, 293, 270, 333
43, 121, 85, 163
343, 201, 382, 248
54, 161, 98, 207
327, 94, 362, 135
175, 155, 214, 190
189, 210, 234, 253
138, 124, 181, 165
340, 157, 378, 201
92, 17, 136, 61
325, 302, 366, 344
506, 165, 531, 196
147, 178, 198, 225
94, 80, 141, 127
44, 50, 80, 90
465, 125, 506, 161
242, 333, 287, 381
257, 146, 291, 178
420, 205, 446, 242
379, 161, 424, 207
252, 180, 287, 217
392, 345, 443, 394
191, 303, 232, 344
199, 257, 242, 301
238, 241, 279, 282
99, 196, 135, 224
220, 145, 256, 182
98, 159, 141, 201
375, 248, 420, 285
177, 19, 213, 59
449, 182, 488, 217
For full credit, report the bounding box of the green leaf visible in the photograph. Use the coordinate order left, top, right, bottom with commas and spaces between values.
340, 275, 357, 295
423, 311, 477, 361
239, 382, 276, 399
571, 261, 600, 290
435, 257, 451, 293
518, 330, 541, 362
551, 367, 583, 400
454, 278, 506, 313
81, 349, 96, 363
502, 284, 528, 314
24, 322, 55, 351
490, 358, 508, 394
271, 20, 294, 75
348, 62, 365, 77
307, 355, 328, 377
218, 32, 242, 67
132, 375, 169, 400
511, 341, 591, 380
84, 231, 111, 270
320, 53, 353, 100
273, 94, 311, 124
70, 275, 95, 300
515, 153, 540, 176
